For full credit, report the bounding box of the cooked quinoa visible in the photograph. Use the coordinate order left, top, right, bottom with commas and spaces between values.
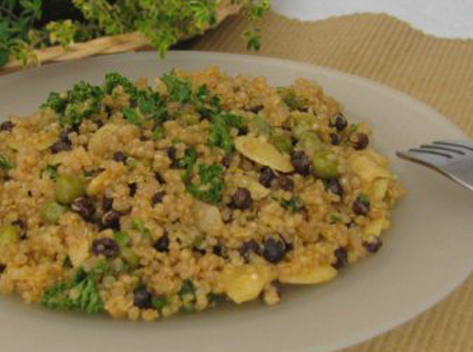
0, 67, 403, 321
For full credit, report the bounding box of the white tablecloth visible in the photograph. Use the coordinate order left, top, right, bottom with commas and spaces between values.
272, 0, 473, 39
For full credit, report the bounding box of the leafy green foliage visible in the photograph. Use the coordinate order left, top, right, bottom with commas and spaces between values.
1, 1, 270, 68
41, 266, 104, 313
104, 72, 137, 98
151, 295, 170, 311
281, 195, 304, 212
180, 148, 198, 183
122, 107, 143, 127
0, 154, 13, 170
178, 279, 196, 299
209, 113, 247, 153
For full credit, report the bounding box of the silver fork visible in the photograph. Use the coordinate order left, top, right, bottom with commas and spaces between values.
396, 140, 473, 191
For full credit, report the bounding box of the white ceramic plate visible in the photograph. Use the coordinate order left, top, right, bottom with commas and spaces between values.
0, 52, 472, 352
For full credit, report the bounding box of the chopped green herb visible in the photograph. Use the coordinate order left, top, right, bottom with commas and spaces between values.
186, 163, 225, 205
178, 279, 196, 299
161, 72, 192, 104
44, 165, 59, 181
42, 92, 67, 114
281, 196, 304, 212
252, 115, 272, 136
41, 266, 104, 313
151, 295, 170, 311
152, 126, 165, 140
132, 218, 151, 240
278, 87, 308, 111
0, 154, 13, 170
104, 72, 138, 99
358, 193, 370, 205
123, 107, 143, 127
330, 213, 343, 223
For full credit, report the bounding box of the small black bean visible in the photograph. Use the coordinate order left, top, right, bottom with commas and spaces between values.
0, 121, 15, 132
12, 219, 25, 229
212, 245, 224, 257
50, 139, 72, 154
324, 178, 344, 197
101, 210, 121, 230
151, 191, 165, 206
291, 151, 311, 176
133, 288, 153, 309
330, 114, 348, 131
332, 247, 348, 269
353, 199, 370, 216
277, 175, 294, 191
0, 264, 6, 274
263, 238, 286, 264
113, 151, 127, 163
246, 104, 264, 114
259, 167, 276, 188
222, 153, 233, 168
154, 234, 170, 253
239, 240, 260, 261
71, 197, 96, 221
352, 133, 369, 150
330, 133, 342, 146
238, 126, 249, 136
167, 147, 179, 168
155, 172, 166, 184
59, 131, 71, 142
363, 238, 383, 253
128, 183, 137, 197
102, 197, 113, 211
230, 188, 253, 209
92, 237, 119, 258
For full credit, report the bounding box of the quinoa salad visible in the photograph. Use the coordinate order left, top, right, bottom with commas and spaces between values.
0, 67, 403, 321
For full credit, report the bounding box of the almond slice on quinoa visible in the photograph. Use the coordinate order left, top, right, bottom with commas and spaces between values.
235, 136, 294, 173
278, 265, 337, 285
222, 264, 273, 304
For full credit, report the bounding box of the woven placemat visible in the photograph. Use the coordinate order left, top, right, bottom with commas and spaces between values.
190, 11, 473, 352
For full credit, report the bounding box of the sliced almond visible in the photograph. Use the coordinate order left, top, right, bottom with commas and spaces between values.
235, 136, 294, 173
279, 265, 337, 285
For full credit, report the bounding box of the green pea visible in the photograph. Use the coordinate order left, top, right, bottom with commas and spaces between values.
121, 247, 140, 267
252, 115, 272, 136
0, 225, 20, 246
41, 200, 65, 224
54, 175, 85, 205
298, 131, 321, 156
269, 134, 293, 153
292, 115, 314, 139
312, 150, 340, 179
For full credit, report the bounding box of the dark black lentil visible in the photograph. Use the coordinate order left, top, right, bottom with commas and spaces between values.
351, 133, 370, 150
291, 151, 311, 176
133, 288, 153, 309
92, 238, 119, 258
0, 121, 15, 132
364, 238, 383, 253
222, 153, 233, 168
332, 247, 348, 269
101, 210, 121, 230
102, 197, 113, 211
0, 264, 6, 274
277, 175, 294, 191
50, 134, 72, 154
154, 234, 170, 253
330, 114, 348, 131
237, 126, 249, 136
262, 238, 286, 264
230, 188, 253, 209
128, 183, 137, 197
155, 172, 166, 184
71, 197, 96, 221
353, 198, 370, 216
330, 133, 342, 146
246, 104, 264, 114
151, 191, 165, 206
113, 151, 127, 163
259, 167, 276, 188
324, 178, 344, 197
212, 245, 224, 257
239, 240, 260, 261
167, 147, 179, 168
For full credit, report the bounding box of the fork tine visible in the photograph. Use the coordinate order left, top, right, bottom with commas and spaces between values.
433, 140, 473, 152
419, 144, 465, 155
396, 149, 451, 167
